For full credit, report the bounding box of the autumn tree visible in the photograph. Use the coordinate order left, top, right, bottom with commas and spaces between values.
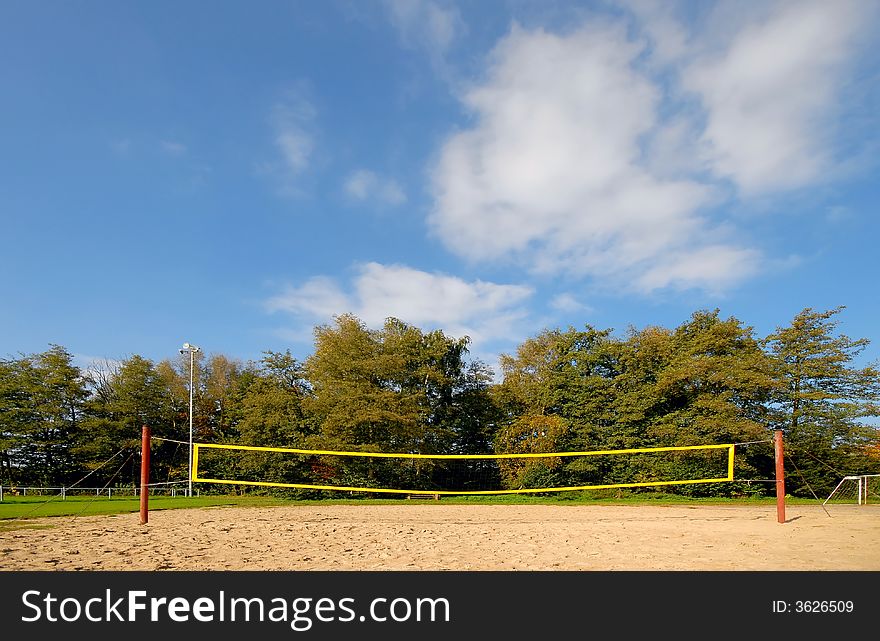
491, 327, 616, 489
492, 313, 778, 494
764, 307, 880, 494
305, 314, 495, 490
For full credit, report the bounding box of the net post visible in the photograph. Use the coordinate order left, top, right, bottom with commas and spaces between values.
774, 429, 785, 524
140, 425, 150, 525
192, 443, 200, 483
727, 445, 735, 480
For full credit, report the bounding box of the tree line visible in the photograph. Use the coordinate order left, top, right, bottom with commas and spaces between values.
1, 307, 878, 497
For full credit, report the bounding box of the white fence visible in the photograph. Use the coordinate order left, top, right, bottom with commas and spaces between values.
0, 484, 198, 501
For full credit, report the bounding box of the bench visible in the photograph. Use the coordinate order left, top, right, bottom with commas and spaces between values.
406, 493, 440, 500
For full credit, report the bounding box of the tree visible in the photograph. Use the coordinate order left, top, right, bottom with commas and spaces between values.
492, 326, 619, 489
649, 311, 775, 442
492, 313, 778, 495
202, 353, 246, 438
306, 315, 465, 453
638, 311, 777, 495
305, 314, 495, 491
0, 346, 87, 486
79, 355, 176, 486
193, 351, 313, 492
0, 358, 18, 484
235, 350, 311, 447
764, 307, 880, 495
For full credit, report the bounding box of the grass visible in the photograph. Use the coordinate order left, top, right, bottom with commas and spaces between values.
0, 490, 831, 526
0, 494, 290, 522
0, 521, 54, 532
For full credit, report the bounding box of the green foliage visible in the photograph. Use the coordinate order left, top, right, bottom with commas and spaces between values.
77, 354, 179, 486
764, 306, 880, 494
0, 346, 87, 485
2, 306, 877, 499
302, 315, 498, 489
490, 311, 781, 492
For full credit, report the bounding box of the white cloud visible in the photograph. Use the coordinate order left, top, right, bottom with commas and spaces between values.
160, 140, 187, 156
272, 91, 316, 178
277, 128, 312, 175
268, 276, 350, 319
549, 293, 590, 314
682, 0, 867, 195
266, 262, 534, 346
633, 245, 761, 294
344, 170, 374, 200
344, 169, 407, 206
380, 182, 406, 206
620, 0, 690, 65
428, 2, 875, 293
642, 116, 708, 179
384, 0, 463, 68
429, 22, 742, 292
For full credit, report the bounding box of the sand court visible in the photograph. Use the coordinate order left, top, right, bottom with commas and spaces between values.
2, 503, 878, 571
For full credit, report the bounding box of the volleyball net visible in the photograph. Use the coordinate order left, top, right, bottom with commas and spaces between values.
192, 442, 736, 495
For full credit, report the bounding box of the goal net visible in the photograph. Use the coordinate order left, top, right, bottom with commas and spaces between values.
823, 474, 880, 506
192, 442, 735, 496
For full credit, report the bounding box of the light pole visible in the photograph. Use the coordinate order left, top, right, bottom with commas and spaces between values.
179, 342, 200, 497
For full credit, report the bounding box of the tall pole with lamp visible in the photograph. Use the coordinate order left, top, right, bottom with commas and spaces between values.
179, 342, 200, 497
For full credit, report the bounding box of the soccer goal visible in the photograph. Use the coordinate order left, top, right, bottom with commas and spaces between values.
823, 474, 880, 506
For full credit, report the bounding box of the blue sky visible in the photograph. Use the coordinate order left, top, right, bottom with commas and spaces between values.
2, 0, 879, 375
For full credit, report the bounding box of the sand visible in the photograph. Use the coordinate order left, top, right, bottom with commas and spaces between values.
2, 503, 878, 571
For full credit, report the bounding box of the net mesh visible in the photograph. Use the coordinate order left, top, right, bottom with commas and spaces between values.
823, 475, 880, 506
193, 443, 735, 495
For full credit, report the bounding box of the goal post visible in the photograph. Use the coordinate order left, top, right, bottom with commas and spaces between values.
823, 474, 880, 506
191, 441, 737, 496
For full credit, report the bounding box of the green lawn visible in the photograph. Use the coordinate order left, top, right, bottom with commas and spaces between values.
0, 490, 825, 526
0, 494, 291, 522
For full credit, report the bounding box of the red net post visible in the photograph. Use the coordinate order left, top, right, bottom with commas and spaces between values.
774, 430, 785, 524
140, 425, 150, 525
